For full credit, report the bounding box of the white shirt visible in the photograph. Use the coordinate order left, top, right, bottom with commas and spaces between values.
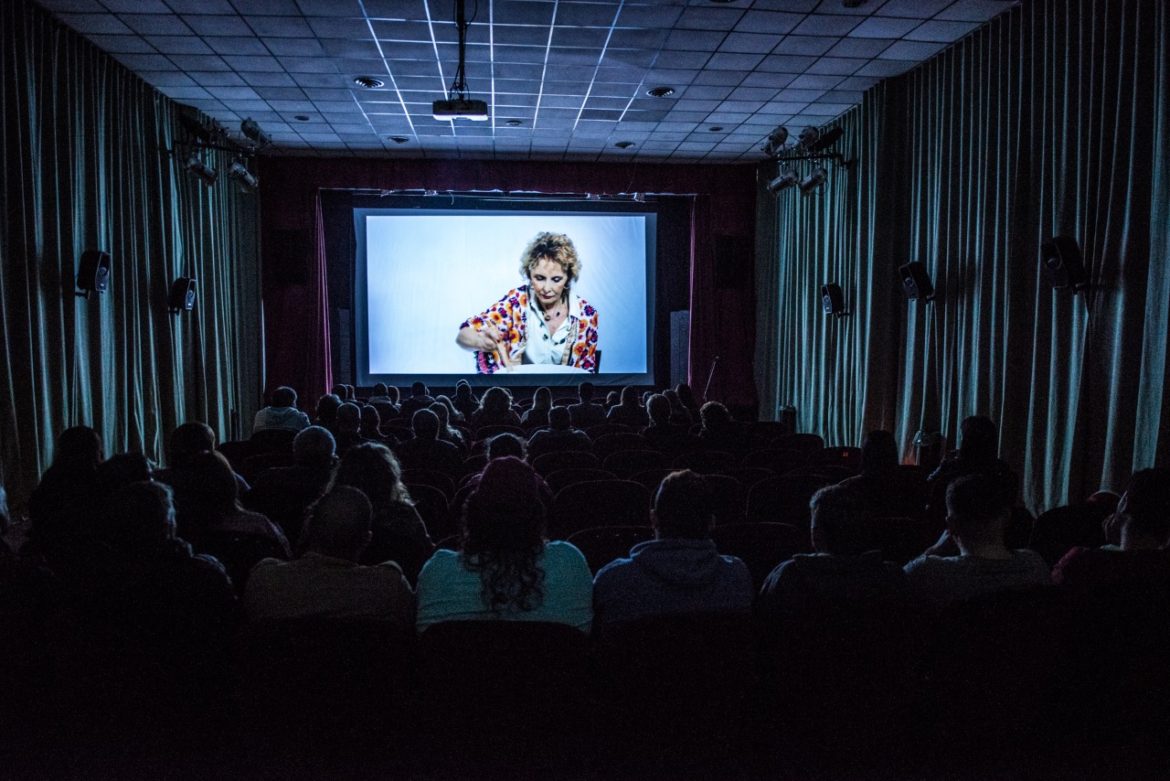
523, 293, 582, 365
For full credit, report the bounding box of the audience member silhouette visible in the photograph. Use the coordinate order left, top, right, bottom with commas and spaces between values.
244, 485, 415, 626
25, 425, 104, 567
837, 430, 921, 517
430, 401, 468, 455
757, 483, 909, 627
314, 393, 343, 431
521, 386, 553, 428
367, 382, 395, 407
903, 474, 1048, 607
332, 402, 368, 455
331, 442, 433, 583
398, 381, 437, 418
640, 393, 691, 449
395, 409, 464, 475
451, 379, 481, 421
568, 381, 607, 430
662, 388, 694, 426
471, 386, 523, 429
527, 406, 591, 461
593, 469, 752, 630
606, 386, 649, 427
697, 401, 743, 454
1053, 468, 1170, 587
253, 386, 310, 435
243, 426, 337, 546
926, 415, 1019, 523
675, 383, 701, 419
170, 450, 291, 591
415, 456, 592, 632
155, 421, 250, 494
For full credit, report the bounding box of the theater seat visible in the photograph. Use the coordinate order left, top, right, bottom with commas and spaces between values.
566, 525, 655, 574
550, 480, 650, 539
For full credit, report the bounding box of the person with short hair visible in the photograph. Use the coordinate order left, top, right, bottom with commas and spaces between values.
640, 393, 690, 449
903, 474, 1049, 606
568, 381, 607, 429
244, 486, 415, 626
527, 406, 592, 460
394, 408, 464, 475
25, 426, 105, 567
333, 402, 367, 455
456, 232, 600, 373
243, 426, 338, 545
606, 386, 649, 427
592, 470, 753, 630
315, 393, 343, 430
415, 457, 592, 632
1053, 468, 1170, 586
252, 386, 310, 434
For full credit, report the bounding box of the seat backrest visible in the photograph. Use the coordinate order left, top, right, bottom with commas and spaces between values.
702, 473, 747, 526
542, 467, 618, 496
592, 432, 650, 460
772, 433, 825, 452
404, 483, 452, 541
531, 449, 601, 476
710, 522, 807, 589
671, 449, 738, 474
402, 468, 456, 500
746, 474, 833, 526
566, 525, 655, 574
550, 479, 650, 538
601, 449, 670, 478
1030, 503, 1108, 566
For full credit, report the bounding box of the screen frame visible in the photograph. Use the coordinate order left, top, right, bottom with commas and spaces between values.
351, 194, 659, 389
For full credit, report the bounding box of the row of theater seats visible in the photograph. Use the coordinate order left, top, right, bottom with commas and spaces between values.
4, 582, 1167, 776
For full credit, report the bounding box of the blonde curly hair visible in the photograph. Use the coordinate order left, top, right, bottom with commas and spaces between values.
519, 232, 580, 283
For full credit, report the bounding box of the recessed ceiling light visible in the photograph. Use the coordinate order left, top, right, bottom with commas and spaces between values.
615, 141, 635, 149
353, 75, 385, 89
708, 126, 724, 132
646, 86, 676, 98
293, 114, 310, 122
388, 136, 410, 144
504, 119, 523, 127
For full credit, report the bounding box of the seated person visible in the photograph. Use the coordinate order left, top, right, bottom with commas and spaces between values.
470, 387, 523, 430
640, 393, 691, 449
1053, 468, 1170, 587
24, 426, 104, 566
242, 426, 337, 545
592, 470, 752, 630
757, 483, 909, 627
925, 415, 1019, 524
903, 474, 1049, 607
367, 382, 395, 407
398, 381, 436, 418
606, 386, 649, 427
332, 402, 368, 456
244, 486, 415, 626
696, 401, 745, 454
394, 408, 464, 476
527, 406, 591, 461
252, 386, 310, 434
314, 393, 342, 430
567, 381, 607, 430
520, 387, 553, 429
415, 457, 592, 633
330, 443, 433, 584
154, 421, 249, 494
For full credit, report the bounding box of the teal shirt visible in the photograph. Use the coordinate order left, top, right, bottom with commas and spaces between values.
415, 541, 593, 633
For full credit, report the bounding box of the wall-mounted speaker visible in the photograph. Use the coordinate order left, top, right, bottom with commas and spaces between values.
821, 283, 846, 316
1040, 236, 1088, 292
168, 277, 196, 313
899, 262, 935, 302
76, 250, 111, 297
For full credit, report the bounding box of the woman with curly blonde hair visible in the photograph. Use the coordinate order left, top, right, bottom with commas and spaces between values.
456, 232, 600, 374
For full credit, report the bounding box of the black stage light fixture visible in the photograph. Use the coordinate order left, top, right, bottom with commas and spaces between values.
767, 167, 799, 194
808, 125, 844, 153
899, 261, 935, 302
76, 250, 111, 298
240, 118, 271, 148
763, 126, 789, 157
178, 112, 214, 144
184, 153, 217, 186
168, 277, 196, 314
1040, 236, 1088, 292
799, 167, 828, 194
228, 158, 259, 191
797, 126, 821, 150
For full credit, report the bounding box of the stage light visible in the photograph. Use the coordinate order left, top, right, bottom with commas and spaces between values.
807, 125, 845, 153
763, 126, 789, 157
240, 118, 271, 148
799, 167, 827, 194
767, 168, 799, 194
184, 153, 217, 186
228, 158, 258, 191
797, 126, 821, 150
178, 113, 214, 145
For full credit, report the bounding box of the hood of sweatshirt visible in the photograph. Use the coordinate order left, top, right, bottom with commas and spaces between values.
626, 537, 725, 588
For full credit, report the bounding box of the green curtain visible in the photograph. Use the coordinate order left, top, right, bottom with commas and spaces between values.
756, 0, 1169, 513
1, 0, 263, 508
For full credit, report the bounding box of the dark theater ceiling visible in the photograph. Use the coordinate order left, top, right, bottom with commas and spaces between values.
38, 0, 1017, 162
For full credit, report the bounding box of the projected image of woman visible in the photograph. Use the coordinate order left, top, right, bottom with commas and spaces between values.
456, 232, 599, 374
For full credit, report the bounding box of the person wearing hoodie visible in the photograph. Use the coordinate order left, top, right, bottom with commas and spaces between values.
592, 470, 752, 630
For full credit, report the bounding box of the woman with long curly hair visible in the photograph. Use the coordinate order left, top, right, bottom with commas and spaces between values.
329, 442, 433, 583
415, 456, 592, 632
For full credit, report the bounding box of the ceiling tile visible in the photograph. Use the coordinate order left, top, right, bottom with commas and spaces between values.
54, 13, 133, 34
734, 11, 805, 36
181, 14, 250, 36
876, 0, 954, 17
880, 40, 948, 60
907, 20, 983, 43
937, 1, 1018, 23
848, 17, 921, 38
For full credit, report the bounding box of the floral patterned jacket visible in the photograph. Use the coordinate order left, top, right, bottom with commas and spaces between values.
459, 285, 599, 374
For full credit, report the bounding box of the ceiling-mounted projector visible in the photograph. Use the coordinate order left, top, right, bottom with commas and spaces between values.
432, 98, 489, 121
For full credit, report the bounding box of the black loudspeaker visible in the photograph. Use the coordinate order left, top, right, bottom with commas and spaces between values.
1040, 236, 1088, 291
821, 283, 846, 316
77, 250, 111, 296
714, 234, 751, 289
899, 262, 935, 301
168, 277, 196, 313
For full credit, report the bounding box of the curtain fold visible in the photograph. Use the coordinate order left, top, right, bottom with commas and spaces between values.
756, 0, 1169, 513
1, 0, 262, 505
